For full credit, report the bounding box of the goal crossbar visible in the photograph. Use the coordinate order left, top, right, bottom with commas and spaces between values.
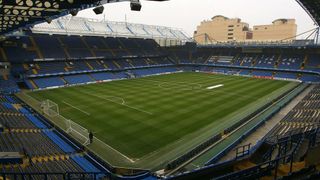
40, 99, 90, 145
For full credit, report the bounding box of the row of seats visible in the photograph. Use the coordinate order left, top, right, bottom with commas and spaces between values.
23, 57, 171, 76
0, 103, 20, 113
0, 131, 65, 156
0, 115, 36, 129
226, 54, 303, 69
23, 58, 316, 91
174, 51, 320, 73
3, 35, 161, 63
1, 156, 93, 180
27, 72, 127, 89
0, 75, 19, 94
0, 94, 107, 178
133, 67, 178, 77
27, 66, 178, 89
185, 66, 320, 82
3, 35, 168, 94
268, 85, 320, 139
0, 95, 18, 103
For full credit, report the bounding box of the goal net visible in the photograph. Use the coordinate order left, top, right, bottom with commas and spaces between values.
41, 99, 59, 117
66, 119, 90, 146
40, 99, 90, 145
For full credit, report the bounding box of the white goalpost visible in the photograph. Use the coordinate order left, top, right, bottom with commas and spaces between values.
40, 99, 90, 145
41, 99, 59, 117
66, 119, 90, 146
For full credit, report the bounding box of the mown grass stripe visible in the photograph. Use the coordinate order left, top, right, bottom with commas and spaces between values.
28, 72, 295, 158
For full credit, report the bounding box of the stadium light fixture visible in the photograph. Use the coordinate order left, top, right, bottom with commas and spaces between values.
130, 0, 142, 11
93, 5, 104, 15
70, 9, 79, 16
45, 17, 52, 24
93, 4, 104, 15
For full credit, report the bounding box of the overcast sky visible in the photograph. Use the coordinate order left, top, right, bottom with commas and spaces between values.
77, 0, 317, 38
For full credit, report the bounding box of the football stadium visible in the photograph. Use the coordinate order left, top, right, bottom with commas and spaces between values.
0, 0, 320, 179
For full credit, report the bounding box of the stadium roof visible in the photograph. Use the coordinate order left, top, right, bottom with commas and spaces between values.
1, 0, 319, 36
31, 16, 190, 41
0, 0, 167, 36
296, 0, 320, 26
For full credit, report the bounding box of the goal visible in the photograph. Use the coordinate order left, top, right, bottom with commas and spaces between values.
40, 99, 90, 145
41, 99, 59, 117
66, 119, 90, 145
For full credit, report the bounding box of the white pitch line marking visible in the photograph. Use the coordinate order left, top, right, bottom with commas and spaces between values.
105, 96, 125, 105
139, 79, 202, 90
97, 95, 153, 115
80, 91, 153, 115
62, 101, 90, 116
94, 138, 135, 163
206, 84, 224, 90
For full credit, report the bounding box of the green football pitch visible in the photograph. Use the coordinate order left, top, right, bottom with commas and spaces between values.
27, 72, 297, 168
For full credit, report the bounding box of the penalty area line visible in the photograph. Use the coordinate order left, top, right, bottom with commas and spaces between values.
98, 95, 153, 115
62, 101, 90, 116
80, 92, 153, 115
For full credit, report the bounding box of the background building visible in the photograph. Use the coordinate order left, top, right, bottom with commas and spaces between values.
194, 15, 252, 44
252, 19, 297, 41
194, 16, 297, 44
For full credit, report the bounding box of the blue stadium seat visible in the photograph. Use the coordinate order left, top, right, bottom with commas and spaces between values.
43, 131, 75, 153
